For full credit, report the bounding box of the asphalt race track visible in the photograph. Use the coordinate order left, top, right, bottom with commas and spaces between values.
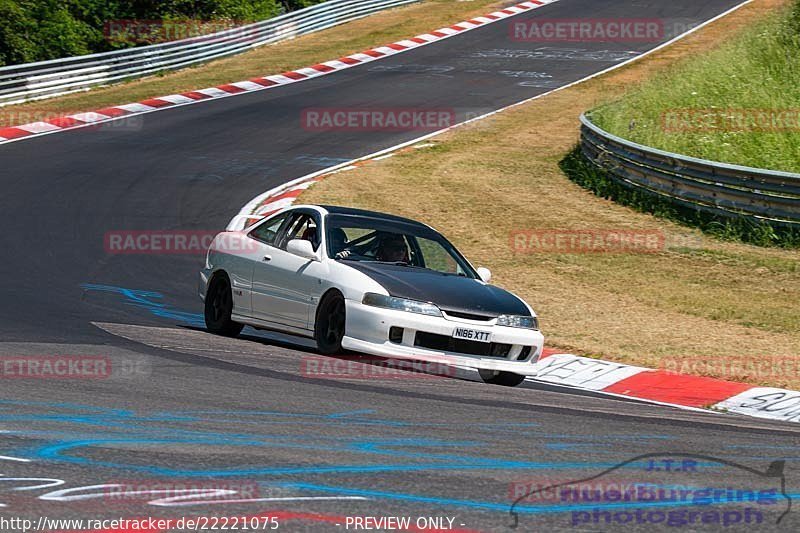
3, 0, 800, 531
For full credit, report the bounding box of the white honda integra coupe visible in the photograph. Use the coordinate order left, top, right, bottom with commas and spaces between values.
199, 205, 543, 386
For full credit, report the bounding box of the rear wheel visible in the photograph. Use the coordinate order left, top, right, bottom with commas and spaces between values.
204, 274, 244, 337
478, 369, 526, 387
315, 291, 346, 354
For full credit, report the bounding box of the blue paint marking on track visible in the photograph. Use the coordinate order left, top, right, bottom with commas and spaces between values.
31, 436, 637, 476
81, 283, 204, 326
327, 409, 377, 418
3, 400, 673, 476
0, 398, 775, 520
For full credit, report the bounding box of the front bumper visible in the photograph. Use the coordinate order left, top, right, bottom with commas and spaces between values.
342, 299, 544, 375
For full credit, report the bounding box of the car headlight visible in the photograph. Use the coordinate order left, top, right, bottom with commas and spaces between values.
497, 315, 539, 330
362, 293, 441, 317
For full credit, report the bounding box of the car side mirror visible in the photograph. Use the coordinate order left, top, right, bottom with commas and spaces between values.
476, 267, 492, 283
287, 239, 319, 261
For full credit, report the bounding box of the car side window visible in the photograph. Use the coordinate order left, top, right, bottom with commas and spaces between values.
416, 236, 458, 273
249, 213, 290, 246
278, 213, 320, 251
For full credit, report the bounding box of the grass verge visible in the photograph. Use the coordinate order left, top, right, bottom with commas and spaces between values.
0, 0, 507, 128
590, 0, 800, 173
301, 0, 800, 390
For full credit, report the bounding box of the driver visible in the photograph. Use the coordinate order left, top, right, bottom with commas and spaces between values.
377, 233, 409, 262
330, 228, 350, 258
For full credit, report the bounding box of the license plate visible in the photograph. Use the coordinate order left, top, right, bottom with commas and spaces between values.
452, 327, 491, 343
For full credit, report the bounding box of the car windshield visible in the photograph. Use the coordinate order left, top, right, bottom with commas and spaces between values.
326, 214, 478, 278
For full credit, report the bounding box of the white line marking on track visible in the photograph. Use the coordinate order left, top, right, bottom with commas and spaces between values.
150, 496, 369, 507
0, 455, 32, 462
255, 197, 297, 215
1, 478, 64, 490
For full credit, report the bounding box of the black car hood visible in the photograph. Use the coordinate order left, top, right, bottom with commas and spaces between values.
344, 261, 530, 317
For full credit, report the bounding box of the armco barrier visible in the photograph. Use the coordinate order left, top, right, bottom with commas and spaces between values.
579, 113, 800, 227
0, 0, 418, 107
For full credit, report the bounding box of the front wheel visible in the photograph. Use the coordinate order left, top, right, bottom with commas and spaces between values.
204, 274, 244, 337
478, 369, 526, 387
315, 291, 346, 354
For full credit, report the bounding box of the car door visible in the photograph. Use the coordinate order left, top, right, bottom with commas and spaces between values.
250, 210, 322, 330
245, 211, 292, 319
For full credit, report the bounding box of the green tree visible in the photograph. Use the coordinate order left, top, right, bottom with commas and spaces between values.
0, 0, 310, 66
0, 0, 37, 65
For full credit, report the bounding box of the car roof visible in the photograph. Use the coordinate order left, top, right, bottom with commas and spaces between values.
318, 205, 430, 229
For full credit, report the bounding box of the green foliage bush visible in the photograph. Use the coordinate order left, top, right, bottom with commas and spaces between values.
0, 0, 326, 66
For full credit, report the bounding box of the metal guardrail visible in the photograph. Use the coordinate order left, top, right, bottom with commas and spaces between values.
580, 113, 800, 227
0, 0, 418, 107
